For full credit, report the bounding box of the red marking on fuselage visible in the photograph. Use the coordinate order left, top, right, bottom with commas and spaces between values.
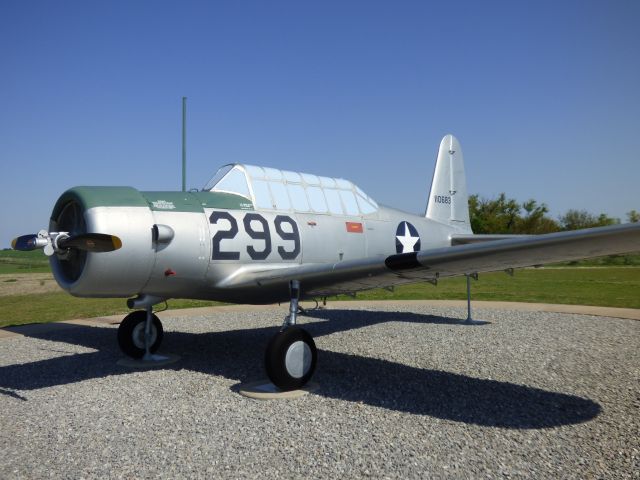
346, 222, 363, 233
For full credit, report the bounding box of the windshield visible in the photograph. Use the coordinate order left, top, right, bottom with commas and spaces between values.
203, 165, 251, 200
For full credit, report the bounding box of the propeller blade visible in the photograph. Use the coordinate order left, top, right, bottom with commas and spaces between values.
11, 234, 40, 251
58, 233, 123, 253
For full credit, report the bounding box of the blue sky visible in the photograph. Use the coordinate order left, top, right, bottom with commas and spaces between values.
1, 0, 639, 247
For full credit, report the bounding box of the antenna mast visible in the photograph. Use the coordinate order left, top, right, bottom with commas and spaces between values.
182, 96, 187, 192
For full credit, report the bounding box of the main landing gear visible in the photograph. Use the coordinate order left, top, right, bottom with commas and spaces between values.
265, 280, 318, 391
117, 310, 164, 359
116, 284, 318, 391
117, 295, 169, 363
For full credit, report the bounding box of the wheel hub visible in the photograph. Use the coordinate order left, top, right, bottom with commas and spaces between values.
284, 340, 312, 379
132, 322, 157, 349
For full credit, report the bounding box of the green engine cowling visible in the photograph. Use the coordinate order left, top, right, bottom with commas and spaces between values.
49, 186, 157, 297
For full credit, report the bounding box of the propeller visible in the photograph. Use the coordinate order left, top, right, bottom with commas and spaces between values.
58, 233, 122, 252
12, 230, 122, 256
11, 234, 46, 251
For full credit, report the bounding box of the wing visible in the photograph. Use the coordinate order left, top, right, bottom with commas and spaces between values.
449, 233, 529, 245
216, 223, 640, 297
386, 222, 640, 276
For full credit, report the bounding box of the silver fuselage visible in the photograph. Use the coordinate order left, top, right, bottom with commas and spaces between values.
52, 199, 465, 304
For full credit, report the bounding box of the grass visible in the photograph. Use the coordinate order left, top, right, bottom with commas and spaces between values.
553, 253, 640, 267
0, 267, 638, 328
337, 267, 640, 308
0, 249, 50, 274
0, 294, 222, 328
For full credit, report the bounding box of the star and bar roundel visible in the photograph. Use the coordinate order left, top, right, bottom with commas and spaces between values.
395, 221, 421, 254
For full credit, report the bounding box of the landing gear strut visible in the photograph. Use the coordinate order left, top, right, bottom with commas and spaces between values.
265, 280, 317, 391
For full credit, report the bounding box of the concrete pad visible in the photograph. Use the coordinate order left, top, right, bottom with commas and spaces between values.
116, 353, 181, 369
238, 380, 318, 400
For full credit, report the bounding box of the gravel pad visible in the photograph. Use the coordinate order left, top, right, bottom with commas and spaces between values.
1, 305, 638, 478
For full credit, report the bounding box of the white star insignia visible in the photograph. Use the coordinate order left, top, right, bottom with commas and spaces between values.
396, 222, 419, 253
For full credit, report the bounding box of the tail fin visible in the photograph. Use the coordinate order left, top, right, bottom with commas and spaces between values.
425, 134, 471, 231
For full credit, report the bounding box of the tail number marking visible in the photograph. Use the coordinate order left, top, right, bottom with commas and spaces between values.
210, 212, 300, 261
434, 195, 451, 204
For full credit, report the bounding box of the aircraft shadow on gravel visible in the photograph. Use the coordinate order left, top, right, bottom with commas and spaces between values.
0, 309, 600, 429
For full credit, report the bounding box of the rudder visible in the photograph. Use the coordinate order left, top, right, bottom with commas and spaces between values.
425, 134, 471, 231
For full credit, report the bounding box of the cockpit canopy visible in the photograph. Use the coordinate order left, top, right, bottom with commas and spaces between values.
203, 164, 378, 215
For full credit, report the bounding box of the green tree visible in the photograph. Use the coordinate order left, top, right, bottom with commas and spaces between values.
627, 210, 640, 223
515, 199, 560, 234
468, 193, 520, 234
469, 195, 625, 234
559, 209, 619, 230
468, 194, 559, 234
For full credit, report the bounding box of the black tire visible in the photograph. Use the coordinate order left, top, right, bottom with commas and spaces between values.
265, 327, 317, 391
117, 310, 163, 359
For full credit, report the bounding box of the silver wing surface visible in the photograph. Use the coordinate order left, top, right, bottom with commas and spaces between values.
217, 223, 640, 297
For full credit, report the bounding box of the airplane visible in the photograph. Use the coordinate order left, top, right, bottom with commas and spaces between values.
12, 134, 640, 391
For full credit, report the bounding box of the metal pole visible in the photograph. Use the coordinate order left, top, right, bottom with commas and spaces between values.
466, 274, 472, 322
182, 96, 187, 192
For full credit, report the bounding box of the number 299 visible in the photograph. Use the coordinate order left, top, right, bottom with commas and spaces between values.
209, 212, 300, 261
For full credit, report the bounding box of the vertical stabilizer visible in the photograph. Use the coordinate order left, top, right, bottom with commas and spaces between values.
425, 134, 471, 231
